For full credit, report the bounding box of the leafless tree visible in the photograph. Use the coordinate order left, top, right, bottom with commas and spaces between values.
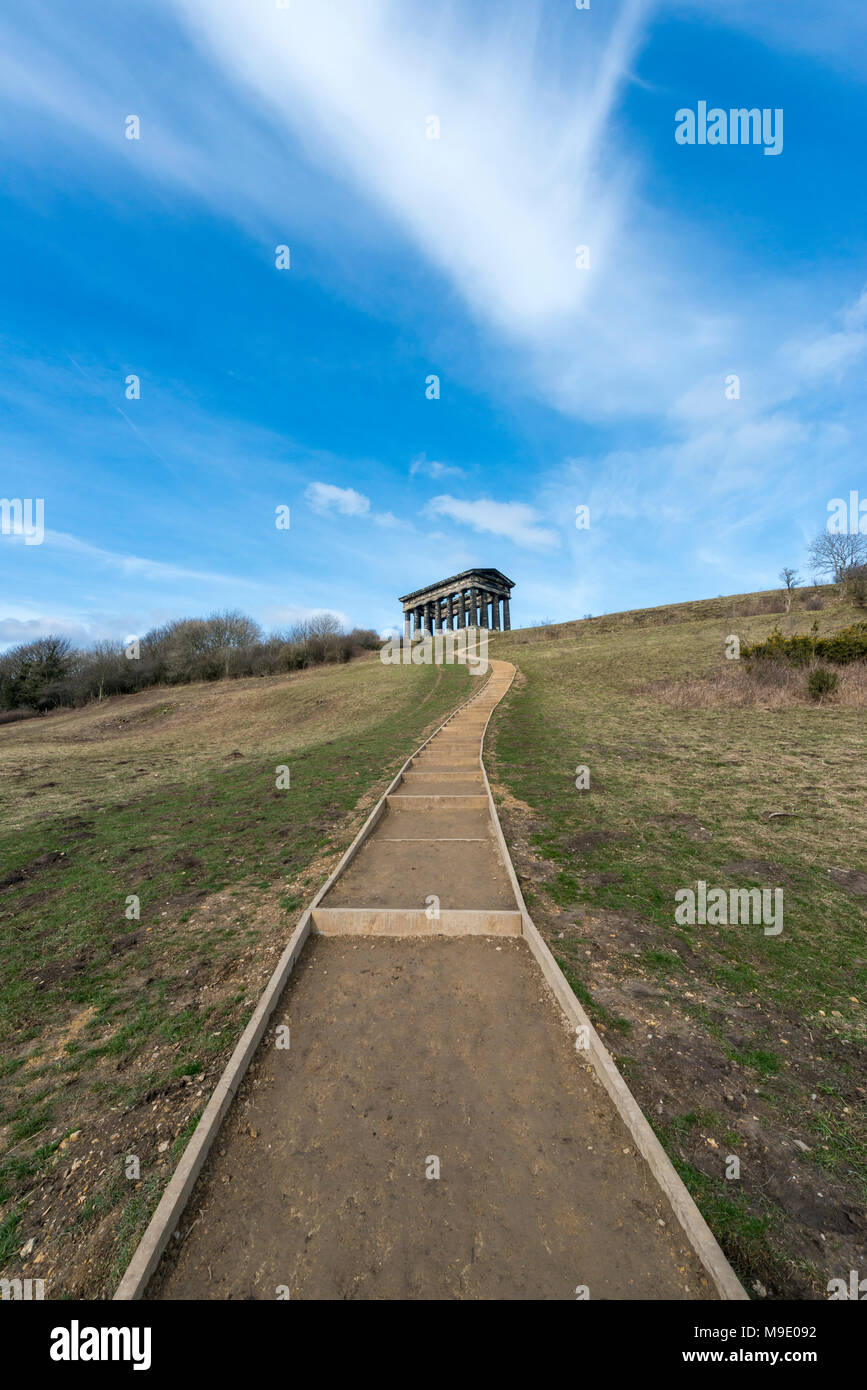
779, 567, 801, 612
806, 531, 867, 583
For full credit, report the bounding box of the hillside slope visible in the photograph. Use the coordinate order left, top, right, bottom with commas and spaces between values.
0, 655, 472, 1296
487, 587, 866, 1298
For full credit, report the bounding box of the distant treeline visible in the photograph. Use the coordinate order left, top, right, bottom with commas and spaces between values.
0, 612, 381, 716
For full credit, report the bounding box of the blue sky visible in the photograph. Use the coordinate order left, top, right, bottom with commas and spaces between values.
1, 0, 865, 644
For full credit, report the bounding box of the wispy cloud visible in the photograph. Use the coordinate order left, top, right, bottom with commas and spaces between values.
157, 0, 693, 419
41, 530, 260, 588
426, 495, 560, 551
0, 0, 849, 435
410, 454, 465, 481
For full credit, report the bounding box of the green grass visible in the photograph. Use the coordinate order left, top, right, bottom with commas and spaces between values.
0, 653, 474, 1295
488, 586, 866, 1297
491, 591, 865, 1032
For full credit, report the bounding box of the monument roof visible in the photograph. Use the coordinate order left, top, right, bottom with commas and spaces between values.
399, 568, 515, 604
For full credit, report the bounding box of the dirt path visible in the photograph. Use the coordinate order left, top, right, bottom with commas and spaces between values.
148, 661, 716, 1299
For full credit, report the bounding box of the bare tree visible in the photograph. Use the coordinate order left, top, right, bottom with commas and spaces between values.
206, 610, 263, 650
779, 567, 801, 612
806, 531, 867, 583
307, 613, 341, 639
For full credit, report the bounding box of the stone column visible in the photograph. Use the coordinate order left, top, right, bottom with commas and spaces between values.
479, 591, 489, 628
415, 605, 424, 636
404, 609, 411, 639
468, 587, 479, 627
502, 595, 511, 630
491, 594, 500, 630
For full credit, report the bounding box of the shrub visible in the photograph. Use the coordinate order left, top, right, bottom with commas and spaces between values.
808, 668, 840, 701
0, 707, 40, 725
815, 622, 867, 664
742, 622, 867, 667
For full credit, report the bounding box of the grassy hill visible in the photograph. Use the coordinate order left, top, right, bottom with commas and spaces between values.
2, 583, 863, 1302
487, 586, 866, 1299
0, 655, 473, 1296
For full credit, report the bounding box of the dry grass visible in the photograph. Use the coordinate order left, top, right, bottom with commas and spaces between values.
0, 653, 473, 1297
1, 655, 436, 836
488, 586, 867, 1298
648, 658, 867, 710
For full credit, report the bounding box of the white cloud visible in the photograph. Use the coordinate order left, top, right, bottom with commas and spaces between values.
156, 0, 726, 420
0, 615, 93, 646
305, 482, 371, 518
410, 454, 465, 480
785, 331, 867, 381
304, 482, 401, 530
167, 0, 646, 338
426, 495, 560, 551
779, 288, 867, 384
0, 0, 853, 431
